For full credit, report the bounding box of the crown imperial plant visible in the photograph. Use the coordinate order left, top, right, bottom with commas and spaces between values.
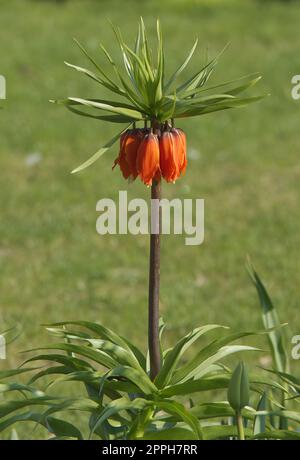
4, 18, 300, 442
51, 18, 264, 381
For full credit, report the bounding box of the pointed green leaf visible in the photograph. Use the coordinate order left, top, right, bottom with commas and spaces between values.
45, 417, 83, 439
155, 324, 227, 388
71, 125, 130, 174
68, 98, 144, 120
64, 61, 125, 96
164, 39, 198, 92
253, 392, 268, 435
247, 259, 289, 374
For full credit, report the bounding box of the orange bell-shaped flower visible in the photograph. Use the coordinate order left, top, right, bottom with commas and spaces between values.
113, 130, 131, 179
159, 131, 178, 182
172, 128, 187, 176
137, 132, 160, 186
113, 129, 143, 180
124, 129, 143, 179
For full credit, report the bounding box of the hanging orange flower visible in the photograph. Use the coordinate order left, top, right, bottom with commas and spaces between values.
137, 132, 160, 186
113, 129, 143, 180
159, 131, 178, 182
124, 129, 143, 179
113, 125, 187, 186
112, 130, 131, 179
172, 128, 187, 176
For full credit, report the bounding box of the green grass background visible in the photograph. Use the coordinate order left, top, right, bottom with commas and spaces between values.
0, 0, 300, 436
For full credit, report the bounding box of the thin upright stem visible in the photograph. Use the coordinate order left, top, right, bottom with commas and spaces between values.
148, 178, 161, 381
236, 412, 245, 440
147, 120, 162, 381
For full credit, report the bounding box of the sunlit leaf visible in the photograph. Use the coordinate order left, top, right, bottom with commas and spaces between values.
71, 125, 130, 174
247, 259, 289, 374
164, 38, 198, 92
155, 324, 227, 388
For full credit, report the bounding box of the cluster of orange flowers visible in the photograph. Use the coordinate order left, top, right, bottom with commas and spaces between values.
113, 125, 187, 186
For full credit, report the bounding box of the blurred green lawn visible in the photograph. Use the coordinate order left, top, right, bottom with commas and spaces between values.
1, 0, 300, 413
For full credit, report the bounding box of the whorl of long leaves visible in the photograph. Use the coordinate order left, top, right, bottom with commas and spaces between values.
50, 18, 265, 173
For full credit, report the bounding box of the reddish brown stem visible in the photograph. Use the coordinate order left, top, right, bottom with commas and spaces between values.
148, 120, 161, 381
148, 179, 161, 380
